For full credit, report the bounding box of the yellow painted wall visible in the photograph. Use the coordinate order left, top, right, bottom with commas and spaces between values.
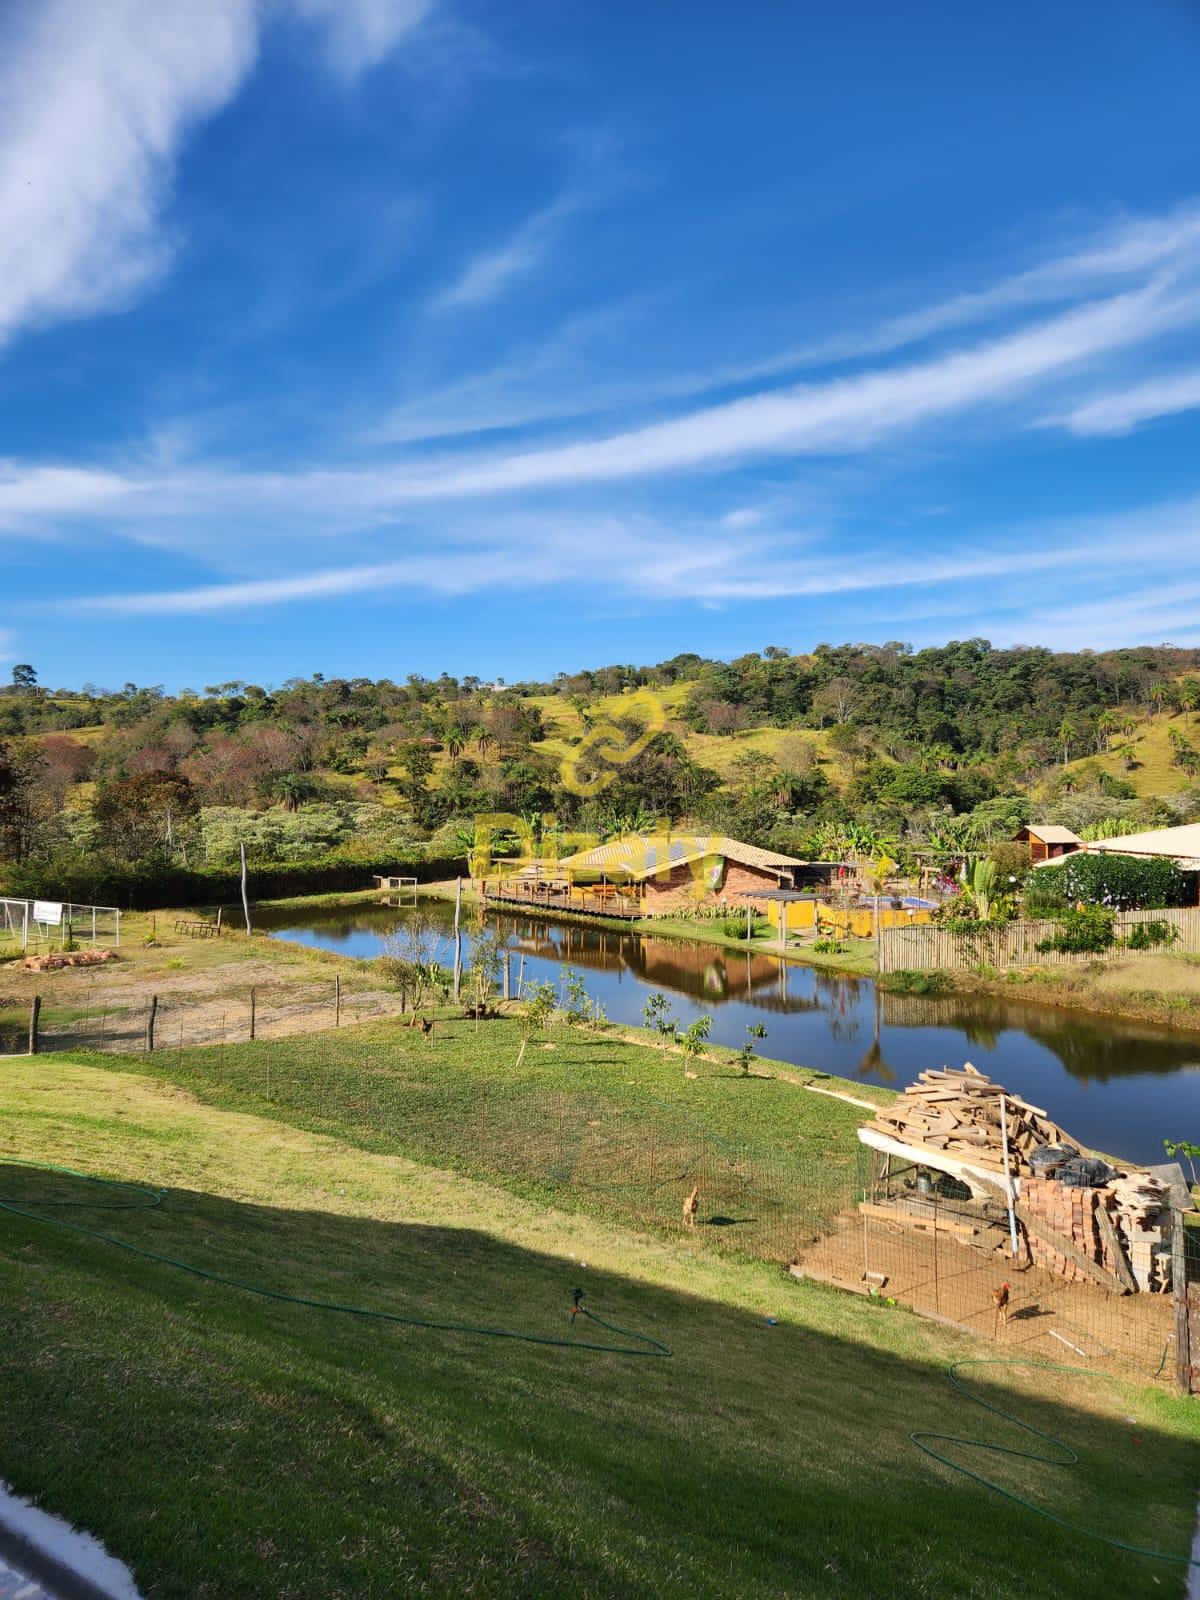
766, 900, 933, 939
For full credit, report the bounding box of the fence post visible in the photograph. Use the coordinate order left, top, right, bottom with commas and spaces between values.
1173, 1202, 1192, 1393
28, 995, 41, 1056
146, 995, 158, 1053
249, 986, 256, 1042
453, 877, 463, 1002
335, 973, 341, 1027
502, 952, 510, 1002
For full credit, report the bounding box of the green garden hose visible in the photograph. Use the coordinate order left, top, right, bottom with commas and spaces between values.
911, 1360, 1198, 1569
0, 1159, 671, 1359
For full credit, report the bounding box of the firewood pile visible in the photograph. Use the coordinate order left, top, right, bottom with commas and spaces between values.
863, 1063, 1071, 1178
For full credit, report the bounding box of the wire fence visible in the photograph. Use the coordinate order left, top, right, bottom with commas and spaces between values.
3, 978, 399, 1056
797, 1149, 1197, 1388
121, 1027, 861, 1266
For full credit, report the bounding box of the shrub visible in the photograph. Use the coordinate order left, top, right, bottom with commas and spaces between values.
721, 914, 766, 941
677, 1016, 712, 1060
736, 1022, 768, 1075
642, 991, 676, 1037
1036, 906, 1116, 955
1057, 852, 1188, 910
1125, 918, 1181, 951
812, 938, 846, 954
521, 983, 557, 1038
881, 970, 952, 996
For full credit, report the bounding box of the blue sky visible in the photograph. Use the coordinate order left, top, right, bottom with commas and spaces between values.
4, 0, 1200, 690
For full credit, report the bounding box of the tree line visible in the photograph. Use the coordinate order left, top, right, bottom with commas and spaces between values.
3, 640, 1200, 902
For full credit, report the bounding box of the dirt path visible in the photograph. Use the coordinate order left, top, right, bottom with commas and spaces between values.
0, 915, 409, 1053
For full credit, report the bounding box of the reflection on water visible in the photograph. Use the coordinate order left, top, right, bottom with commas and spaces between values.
257, 902, 1200, 1165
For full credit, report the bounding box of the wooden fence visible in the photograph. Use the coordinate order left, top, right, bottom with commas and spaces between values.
878, 905, 1200, 974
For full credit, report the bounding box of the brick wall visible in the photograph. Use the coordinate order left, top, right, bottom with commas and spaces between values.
640, 858, 783, 915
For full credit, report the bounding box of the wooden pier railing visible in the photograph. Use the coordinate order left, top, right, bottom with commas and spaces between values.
481, 877, 644, 920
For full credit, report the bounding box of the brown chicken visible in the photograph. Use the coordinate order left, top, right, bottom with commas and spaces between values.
992, 1282, 1011, 1326
683, 1185, 699, 1228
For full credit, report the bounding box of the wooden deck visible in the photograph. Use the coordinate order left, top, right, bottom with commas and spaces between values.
481, 877, 644, 920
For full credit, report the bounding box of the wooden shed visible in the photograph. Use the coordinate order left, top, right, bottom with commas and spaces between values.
1015, 824, 1082, 863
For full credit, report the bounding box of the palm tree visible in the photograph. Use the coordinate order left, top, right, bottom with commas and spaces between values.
443, 719, 471, 760
1057, 716, 1077, 766
1179, 678, 1200, 726
272, 772, 311, 812
1096, 709, 1119, 753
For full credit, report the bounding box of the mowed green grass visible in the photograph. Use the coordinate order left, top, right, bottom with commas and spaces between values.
66, 1015, 887, 1260
1, 1054, 1197, 1599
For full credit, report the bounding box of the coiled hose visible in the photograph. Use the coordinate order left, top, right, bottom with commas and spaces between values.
911, 1359, 1198, 1569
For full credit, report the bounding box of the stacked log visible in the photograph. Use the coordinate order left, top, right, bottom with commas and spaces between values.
864, 1063, 1070, 1179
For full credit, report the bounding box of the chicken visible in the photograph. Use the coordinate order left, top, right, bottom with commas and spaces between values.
683, 1184, 699, 1228
992, 1282, 1011, 1327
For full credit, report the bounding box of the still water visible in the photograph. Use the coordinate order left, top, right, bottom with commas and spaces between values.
258, 901, 1200, 1166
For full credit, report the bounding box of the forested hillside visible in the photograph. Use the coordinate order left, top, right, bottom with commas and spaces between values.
3, 640, 1200, 904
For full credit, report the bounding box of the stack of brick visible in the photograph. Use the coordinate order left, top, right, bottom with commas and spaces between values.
1019, 1174, 1171, 1292
20, 948, 116, 973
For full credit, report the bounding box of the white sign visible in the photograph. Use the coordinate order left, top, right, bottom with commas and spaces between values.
33, 900, 63, 926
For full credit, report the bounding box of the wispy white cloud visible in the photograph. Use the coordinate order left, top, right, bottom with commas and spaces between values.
3, 272, 1198, 559
381, 279, 1197, 498
1052, 368, 1200, 436
0, 460, 136, 528
381, 200, 1200, 448
0, 0, 432, 351
289, 0, 435, 77
813, 201, 1200, 364
434, 208, 563, 310
433, 135, 624, 311
947, 585, 1200, 654
54, 494, 1200, 615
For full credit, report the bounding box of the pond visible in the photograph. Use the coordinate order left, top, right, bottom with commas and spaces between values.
257, 900, 1200, 1167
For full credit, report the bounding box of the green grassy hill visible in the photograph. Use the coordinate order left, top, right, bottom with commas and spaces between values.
1059, 709, 1196, 800
1, 1034, 1197, 1597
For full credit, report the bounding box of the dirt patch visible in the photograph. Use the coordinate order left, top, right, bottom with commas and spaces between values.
0, 919, 410, 1053
798, 1206, 1174, 1381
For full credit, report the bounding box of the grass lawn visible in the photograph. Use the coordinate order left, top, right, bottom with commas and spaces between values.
1, 1054, 1197, 1599
61, 1016, 887, 1262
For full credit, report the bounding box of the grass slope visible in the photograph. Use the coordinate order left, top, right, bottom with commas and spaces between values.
1, 1044, 1197, 1598
63, 1015, 886, 1261
1058, 710, 1194, 800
